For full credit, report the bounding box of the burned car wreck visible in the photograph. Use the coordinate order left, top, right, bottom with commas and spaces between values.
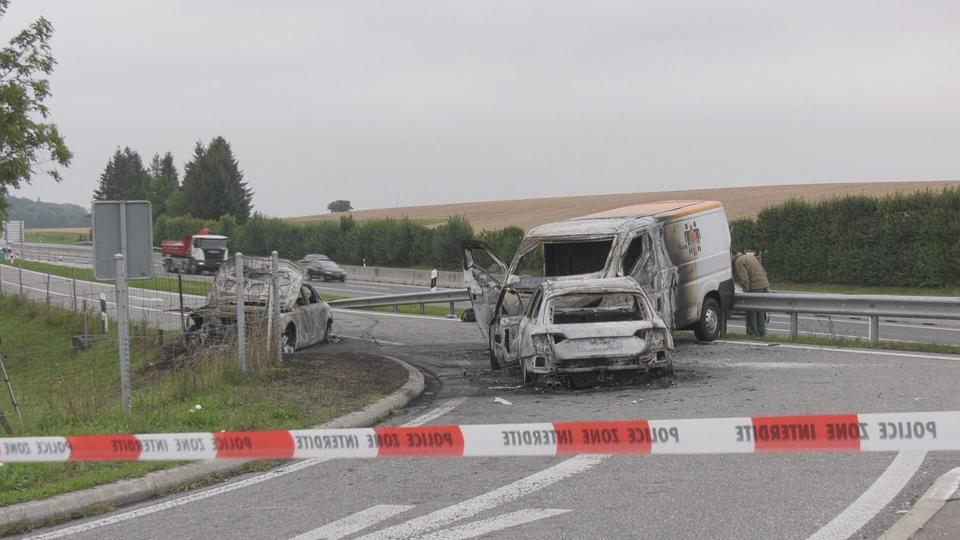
186, 257, 333, 353
488, 277, 674, 388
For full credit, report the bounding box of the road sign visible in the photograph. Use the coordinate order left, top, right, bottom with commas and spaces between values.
1, 220, 24, 245
92, 201, 153, 280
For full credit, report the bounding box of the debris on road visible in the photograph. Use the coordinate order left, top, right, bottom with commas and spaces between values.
493, 397, 513, 405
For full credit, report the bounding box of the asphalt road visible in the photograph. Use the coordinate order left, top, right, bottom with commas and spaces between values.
17, 309, 960, 540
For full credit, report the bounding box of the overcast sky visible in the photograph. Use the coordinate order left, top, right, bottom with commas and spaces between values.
2, 1, 958, 216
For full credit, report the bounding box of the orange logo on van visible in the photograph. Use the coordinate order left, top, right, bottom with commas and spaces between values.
683, 222, 702, 256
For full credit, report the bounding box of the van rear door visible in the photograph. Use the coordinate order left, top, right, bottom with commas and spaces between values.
461, 240, 508, 338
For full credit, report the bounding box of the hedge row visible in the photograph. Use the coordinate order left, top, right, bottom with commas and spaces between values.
154, 213, 527, 271
730, 188, 960, 287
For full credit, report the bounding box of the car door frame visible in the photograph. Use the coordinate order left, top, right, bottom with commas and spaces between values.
461, 240, 509, 339
492, 287, 526, 367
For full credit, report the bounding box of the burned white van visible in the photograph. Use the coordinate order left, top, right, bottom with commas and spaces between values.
463, 200, 733, 369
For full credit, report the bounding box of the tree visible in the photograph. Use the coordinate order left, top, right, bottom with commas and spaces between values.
0, 0, 72, 220
147, 152, 179, 217
179, 137, 254, 223
327, 199, 352, 213
92, 147, 150, 201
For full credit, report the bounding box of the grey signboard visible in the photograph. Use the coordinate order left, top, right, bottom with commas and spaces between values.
92, 201, 153, 280
1, 220, 24, 244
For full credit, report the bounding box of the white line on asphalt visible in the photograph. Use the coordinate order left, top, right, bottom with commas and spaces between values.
337, 335, 408, 346
418, 509, 572, 540
355, 455, 606, 540
291, 505, 415, 540
720, 339, 960, 361
879, 466, 960, 539
768, 314, 960, 333
26, 398, 469, 540
807, 450, 927, 540
728, 323, 944, 347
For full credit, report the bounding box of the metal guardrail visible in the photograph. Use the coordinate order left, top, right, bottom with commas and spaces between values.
733, 292, 960, 345
328, 289, 471, 318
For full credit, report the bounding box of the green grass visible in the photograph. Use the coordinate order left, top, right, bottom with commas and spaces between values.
0, 295, 394, 508
723, 331, 960, 356
774, 281, 959, 297
24, 231, 89, 245
1, 259, 210, 296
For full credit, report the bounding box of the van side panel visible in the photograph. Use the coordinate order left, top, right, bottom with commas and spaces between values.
661, 208, 732, 327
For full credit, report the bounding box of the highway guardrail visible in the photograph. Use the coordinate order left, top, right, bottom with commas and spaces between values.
328, 289, 471, 318
733, 292, 960, 345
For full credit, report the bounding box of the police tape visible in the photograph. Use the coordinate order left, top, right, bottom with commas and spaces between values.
2, 411, 958, 463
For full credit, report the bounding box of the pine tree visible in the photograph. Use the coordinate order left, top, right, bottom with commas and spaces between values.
180, 137, 254, 223
147, 152, 179, 217
92, 147, 150, 201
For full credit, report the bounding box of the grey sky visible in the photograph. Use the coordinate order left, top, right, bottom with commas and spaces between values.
3, 1, 958, 216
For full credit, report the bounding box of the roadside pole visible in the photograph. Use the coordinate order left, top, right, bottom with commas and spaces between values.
18, 267, 22, 299
71, 268, 78, 312
0, 264, 3, 294
45, 266, 51, 305
176, 269, 186, 333
235, 253, 246, 371
115, 254, 132, 412
271, 251, 281, 363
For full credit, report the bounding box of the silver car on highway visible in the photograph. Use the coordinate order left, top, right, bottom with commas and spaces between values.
491, 277, 674, 387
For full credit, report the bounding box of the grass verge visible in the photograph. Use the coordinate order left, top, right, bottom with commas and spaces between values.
774, 281, 959, 297
723, 331, 960, 356
0, 294, 404, 508
1, 259, 210, 296
24, 231, 89, 244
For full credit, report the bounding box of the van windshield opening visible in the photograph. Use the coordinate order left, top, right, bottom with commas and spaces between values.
544, 240, 612, 276
550, 293, 646, 324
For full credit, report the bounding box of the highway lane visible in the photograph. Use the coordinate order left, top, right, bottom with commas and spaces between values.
21, 310, 960, 539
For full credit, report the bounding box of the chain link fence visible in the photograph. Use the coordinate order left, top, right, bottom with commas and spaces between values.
0, 254, 278, 435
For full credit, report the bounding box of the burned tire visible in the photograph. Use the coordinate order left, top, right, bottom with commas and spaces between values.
460, 308, 476, 323
281, 324, 297, 354
650, 350, 674, 377
488, 324, 501, 371
693, 297, 722, 342
322, 320, 333, 343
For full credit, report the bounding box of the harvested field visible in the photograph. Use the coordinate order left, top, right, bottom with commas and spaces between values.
289, 180, 959, 231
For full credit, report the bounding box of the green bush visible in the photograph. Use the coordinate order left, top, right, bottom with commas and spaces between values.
730, 187, 960, 287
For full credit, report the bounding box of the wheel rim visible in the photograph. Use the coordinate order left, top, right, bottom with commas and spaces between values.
704, 307, 719, 336
281, 333, 295, 353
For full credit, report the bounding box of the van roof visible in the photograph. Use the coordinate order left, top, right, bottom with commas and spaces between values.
577, 200, 722, 220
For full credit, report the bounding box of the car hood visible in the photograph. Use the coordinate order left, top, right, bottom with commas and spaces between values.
210, 256, 303, 310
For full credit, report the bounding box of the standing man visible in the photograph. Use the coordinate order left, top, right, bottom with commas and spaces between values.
733, 250, 770, 336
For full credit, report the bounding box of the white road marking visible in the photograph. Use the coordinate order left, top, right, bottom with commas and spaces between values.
768, 313, 960, 333
806, 450, 927, 540
880, 466, 960, 539
291, 505, 415, 540
355, 454, 606, 540
418, 509, 571, 540
27, 398, 468, 539
720, 339, 960, 361
337, 334, 408, 346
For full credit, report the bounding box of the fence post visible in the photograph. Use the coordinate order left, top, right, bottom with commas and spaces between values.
448, 301, 456, 319
71, 267, 78, 312
868, 315, 880, 347
271, 251, 281, 362
235, 253, 247, 371
0, 263, 3, 295
115, 253, 132, 412
45, 266, 50, 305
18, 267, 23, 299
790, 312, 799, 338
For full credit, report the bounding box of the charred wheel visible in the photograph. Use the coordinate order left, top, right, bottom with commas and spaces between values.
693, 297, 722, 341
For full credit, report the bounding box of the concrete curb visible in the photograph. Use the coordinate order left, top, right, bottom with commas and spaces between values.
879, 466, 960, 540
0, 355, 425, 531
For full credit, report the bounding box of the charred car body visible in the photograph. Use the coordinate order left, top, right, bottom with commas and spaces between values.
463, 200, 733, 376
493, 277, 673, 387
187, 257, 333, 353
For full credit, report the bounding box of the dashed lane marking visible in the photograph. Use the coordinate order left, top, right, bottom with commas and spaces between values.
417, 509, 572, 540
291, 505, 415, 540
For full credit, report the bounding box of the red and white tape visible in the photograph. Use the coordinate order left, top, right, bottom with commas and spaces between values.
2, 411, 958, 463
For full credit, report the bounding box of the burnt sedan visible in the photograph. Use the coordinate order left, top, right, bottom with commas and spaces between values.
489, 277, 674, 387
187, 257, 333, 354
